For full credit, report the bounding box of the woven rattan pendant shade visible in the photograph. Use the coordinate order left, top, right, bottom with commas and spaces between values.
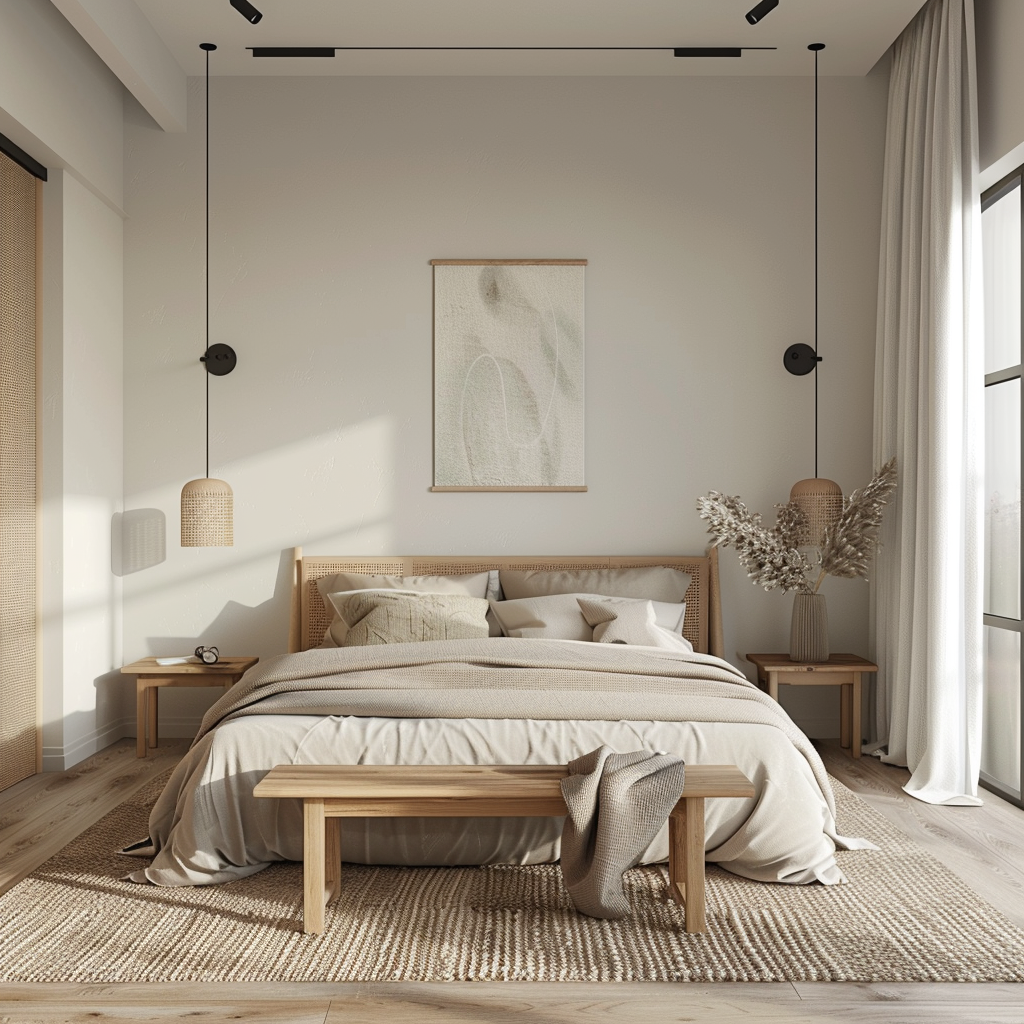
181, 478, 233, 547
789, 477, 843, 548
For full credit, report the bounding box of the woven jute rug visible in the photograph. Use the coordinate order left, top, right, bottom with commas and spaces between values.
0, 772, 1022, 983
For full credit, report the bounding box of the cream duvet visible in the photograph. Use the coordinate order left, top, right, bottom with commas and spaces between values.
129, 638, 873, 887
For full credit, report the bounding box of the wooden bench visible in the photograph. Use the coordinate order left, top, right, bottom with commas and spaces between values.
253, 763, 755, 936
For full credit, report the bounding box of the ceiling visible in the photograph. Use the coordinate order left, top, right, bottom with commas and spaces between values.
131, 0, 926, 78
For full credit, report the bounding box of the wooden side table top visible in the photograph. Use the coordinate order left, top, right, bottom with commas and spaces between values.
126, 656, 259, 758
743, 653, 878, 674
122, 656, 259, 677
743, 653, 875, 760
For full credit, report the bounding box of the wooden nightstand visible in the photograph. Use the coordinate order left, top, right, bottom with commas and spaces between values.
743, 653, 878, 758
122, 656, 259, 758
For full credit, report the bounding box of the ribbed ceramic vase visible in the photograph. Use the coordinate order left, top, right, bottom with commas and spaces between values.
790, 592, 829, 663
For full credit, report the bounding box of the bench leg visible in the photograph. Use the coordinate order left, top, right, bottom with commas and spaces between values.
668, 796, 707, 933
326, 816, 342, 906
303, 799, 326, 934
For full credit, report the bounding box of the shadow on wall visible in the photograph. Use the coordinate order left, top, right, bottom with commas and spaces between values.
111, 509, 167, 576
144, 547, 298, 659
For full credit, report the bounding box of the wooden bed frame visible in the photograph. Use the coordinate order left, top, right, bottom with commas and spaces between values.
288, 548, 724, 658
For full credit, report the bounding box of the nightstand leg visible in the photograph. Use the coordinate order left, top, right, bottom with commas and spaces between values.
840, 683, 852, 749
767, 672, 779, 703
148, 687, 159, 751
136, 682, 147, 758
851, 675, 862, 758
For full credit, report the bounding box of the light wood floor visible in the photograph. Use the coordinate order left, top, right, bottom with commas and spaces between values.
0, 739, 1022, 1024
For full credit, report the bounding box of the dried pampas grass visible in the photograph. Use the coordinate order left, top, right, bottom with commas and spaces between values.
696, 458, 898, 596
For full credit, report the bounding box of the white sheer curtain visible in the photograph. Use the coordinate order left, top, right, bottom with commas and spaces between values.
871, 0, 985, 804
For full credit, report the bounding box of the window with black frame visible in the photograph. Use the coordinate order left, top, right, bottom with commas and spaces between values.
981, 167, 1023, 807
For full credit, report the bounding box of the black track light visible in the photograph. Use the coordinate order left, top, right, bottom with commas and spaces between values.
230, 0, 263, 24
745, 0, 779, 24
673, 47, 742, 57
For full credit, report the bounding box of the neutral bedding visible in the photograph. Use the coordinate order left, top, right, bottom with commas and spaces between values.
129, 637, 872, 889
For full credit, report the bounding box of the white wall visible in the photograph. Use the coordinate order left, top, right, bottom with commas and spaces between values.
0, 0, 127, 769
976, 0, 1024, 183
40, 171, 125, 769
0, 0, 124, 212
123, 71, 889, 740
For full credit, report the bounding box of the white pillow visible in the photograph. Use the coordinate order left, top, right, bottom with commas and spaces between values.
498, 566, 692, 603
317, 571, 497, 646
576, 597, 694, 652
488, 592, 686, 641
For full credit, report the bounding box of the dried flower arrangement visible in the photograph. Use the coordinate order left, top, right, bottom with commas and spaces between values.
696, 457, 898, 595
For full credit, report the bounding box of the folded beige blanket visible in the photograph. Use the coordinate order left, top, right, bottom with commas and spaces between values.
561, 746, 686, 919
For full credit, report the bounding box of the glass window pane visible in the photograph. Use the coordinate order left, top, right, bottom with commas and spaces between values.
982, 178, 1021, 375
985, 378, 1021, 619
982, 625, 1021, 795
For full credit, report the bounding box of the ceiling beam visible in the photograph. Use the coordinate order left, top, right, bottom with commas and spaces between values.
49, 0, 186, 132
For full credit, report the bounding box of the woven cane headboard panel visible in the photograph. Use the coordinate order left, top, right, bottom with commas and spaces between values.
293, 553, 722, 657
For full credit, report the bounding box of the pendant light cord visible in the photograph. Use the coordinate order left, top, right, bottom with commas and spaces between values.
811, 44, 819, 479
812, 44, 821, 480
205, 44, 211, 480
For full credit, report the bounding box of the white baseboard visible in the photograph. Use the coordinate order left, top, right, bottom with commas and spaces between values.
42, 715, 136, 772
42, 715, 206, 770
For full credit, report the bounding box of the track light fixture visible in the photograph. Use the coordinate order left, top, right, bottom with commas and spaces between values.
230, 0, 263, 24
249, 45, 776, 58
674, 48, 741, 57
745, 0, 779, 24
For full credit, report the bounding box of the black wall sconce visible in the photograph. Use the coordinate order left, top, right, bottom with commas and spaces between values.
783, 342, 821, 376
201, 343, 237, 376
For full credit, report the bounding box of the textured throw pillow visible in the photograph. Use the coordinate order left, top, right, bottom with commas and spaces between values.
327, 591, 490, 647
498, 566, 692, 604
488, 592, 594, 641
489, 592, 686, 641
317, 571, 498, 645
576, 597, 694, 652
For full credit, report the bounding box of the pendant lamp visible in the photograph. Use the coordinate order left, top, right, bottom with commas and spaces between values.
784, 43, 842, 548
181, 42, 235, 547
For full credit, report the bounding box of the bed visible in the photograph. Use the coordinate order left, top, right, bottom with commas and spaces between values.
127, 549, 870, 890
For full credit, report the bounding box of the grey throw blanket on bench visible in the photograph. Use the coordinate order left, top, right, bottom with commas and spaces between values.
560, 745, 686, 919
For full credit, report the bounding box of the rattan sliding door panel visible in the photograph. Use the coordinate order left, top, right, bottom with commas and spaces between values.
0, 153, 38, 791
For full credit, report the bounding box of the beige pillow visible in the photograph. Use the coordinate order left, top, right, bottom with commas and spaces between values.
488, 592, 685, 641
328, 591, 490, 647
498, 566, 691, 604
317, 571, 497, 645
577, 597, 694, 652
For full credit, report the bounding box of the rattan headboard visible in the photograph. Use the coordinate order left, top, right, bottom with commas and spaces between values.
288, 549, 723, 658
